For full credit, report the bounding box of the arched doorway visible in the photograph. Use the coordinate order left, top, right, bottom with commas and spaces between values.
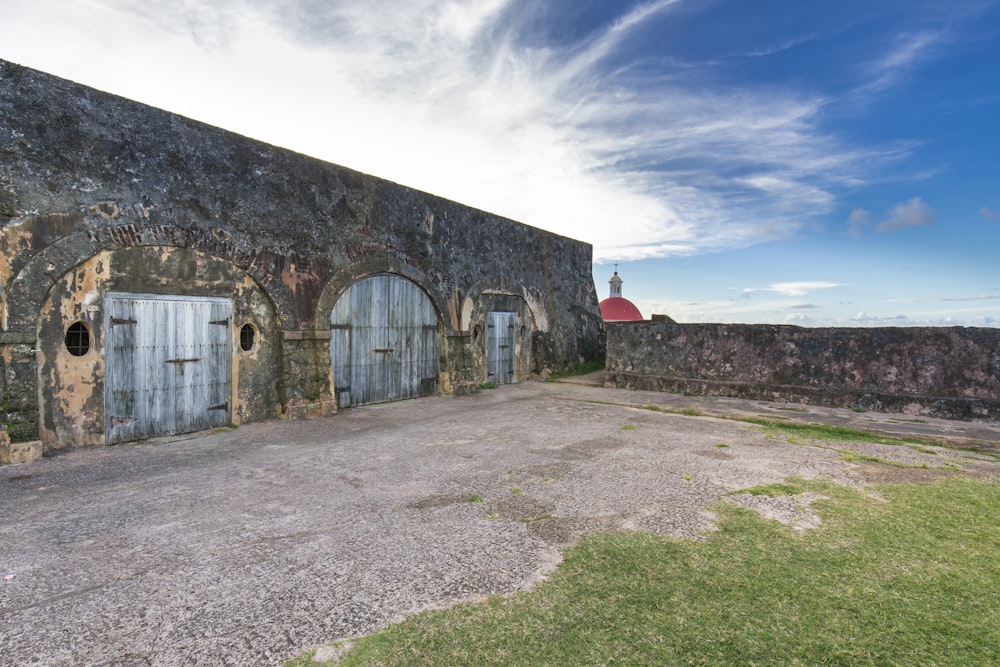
330, 275, 439, 407
105, 293, 232, 444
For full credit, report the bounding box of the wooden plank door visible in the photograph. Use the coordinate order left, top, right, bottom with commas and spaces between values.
105, 294, 231, 444
330, 276, 438, 407
486, 311, 516, 384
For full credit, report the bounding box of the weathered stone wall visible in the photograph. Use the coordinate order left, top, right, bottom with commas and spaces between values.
606, 318, 1000, 420
0, 59, 603, 451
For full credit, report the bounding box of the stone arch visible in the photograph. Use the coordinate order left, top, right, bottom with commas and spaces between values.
315, 256, 452, 335
34, 244, 282, 449
461, 275, 545, 385
3, 223, 299, 332
325, 268, 445, 407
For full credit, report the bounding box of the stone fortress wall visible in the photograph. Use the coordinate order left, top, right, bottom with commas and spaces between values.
0, 59, 604, 461
606, 316, 1000, 421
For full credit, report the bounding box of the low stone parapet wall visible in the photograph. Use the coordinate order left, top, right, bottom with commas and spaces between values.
606, 318, 1000, 421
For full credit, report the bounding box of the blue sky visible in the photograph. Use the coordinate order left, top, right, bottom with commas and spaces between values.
3, 0, 999, 326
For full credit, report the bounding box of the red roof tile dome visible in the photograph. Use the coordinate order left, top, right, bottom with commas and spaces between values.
599, 271, 644, 321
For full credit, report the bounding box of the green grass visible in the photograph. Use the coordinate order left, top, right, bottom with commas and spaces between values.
739, 416, 1000, 463
641, 403, 706, 417
478, 382, 499, 390
738, 417, 924, 445
546, 358, 606, 380
291, 476, 1000, 667
736, 482, 804, 497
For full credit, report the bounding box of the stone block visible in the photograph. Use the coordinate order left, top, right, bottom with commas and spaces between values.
284, 397, 337, 420
0, 432, 42, 465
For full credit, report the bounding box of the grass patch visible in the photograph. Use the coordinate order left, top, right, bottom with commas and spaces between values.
478, 382, 498, 390
740, 417, 927, 446
620, 424, 636, 431
714, 442, 730, 448
641, 403, 706, 417
468, 495, 484, 503
302, 477, 1000, 666
740, 417, 1000, 463
736, 482, 803, 497
547, 358, 606, 380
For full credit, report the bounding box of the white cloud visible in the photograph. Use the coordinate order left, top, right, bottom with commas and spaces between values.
0, 0, 884, 263
875, 197, 937, 233
859, 31, 943, 94
981, 207, 998, 220
785, 313, 815, 324
852, 311, 910, 324
745, 281, 842, 297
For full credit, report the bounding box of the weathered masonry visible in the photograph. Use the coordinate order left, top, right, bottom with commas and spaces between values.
606, 318, 1000, 421
0, 59, 604, 461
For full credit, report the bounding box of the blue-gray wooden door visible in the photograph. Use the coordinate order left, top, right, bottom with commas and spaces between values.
330, 275, 438, 407
105, 294, 231, 444
486, 311, 516, 384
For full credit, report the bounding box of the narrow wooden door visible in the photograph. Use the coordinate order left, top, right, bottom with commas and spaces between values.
330, 276, 438, 407
486, 311, 516, 384
105, 294, 231, 444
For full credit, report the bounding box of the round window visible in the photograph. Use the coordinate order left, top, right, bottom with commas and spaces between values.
65, 321, 91, 356
240, 323, 256, 352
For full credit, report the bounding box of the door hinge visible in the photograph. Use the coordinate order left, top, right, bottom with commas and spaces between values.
207, 402, 229, 411
111, 318, 137, 326
209, 319, 229, 326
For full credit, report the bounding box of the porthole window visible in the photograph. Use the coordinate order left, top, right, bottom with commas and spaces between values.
240, 323, 256, 352
65, 321, 91, 356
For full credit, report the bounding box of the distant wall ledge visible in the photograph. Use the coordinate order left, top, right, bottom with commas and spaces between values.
605, 321, 1000, 422
605, 372, 1000, 421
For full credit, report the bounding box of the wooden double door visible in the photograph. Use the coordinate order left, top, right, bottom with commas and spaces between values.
330, 276, 439, 407
104, 293, 231, 444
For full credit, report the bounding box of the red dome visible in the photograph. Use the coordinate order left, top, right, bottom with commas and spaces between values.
600, 297, 644, 322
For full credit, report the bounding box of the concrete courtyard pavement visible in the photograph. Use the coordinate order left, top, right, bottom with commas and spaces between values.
2, 380, 998, 665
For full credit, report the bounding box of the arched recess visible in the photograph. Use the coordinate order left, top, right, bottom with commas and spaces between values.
4, 225, 299, 332
329, 274, 440, 407
463, 277, 543, 386
36, 245, 280, 449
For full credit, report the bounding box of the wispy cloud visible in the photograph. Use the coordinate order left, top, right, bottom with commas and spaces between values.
853, 311, 910, 324
876, 197, 937, 232
939, 294, 1000, 302
4, 0, 894, 264
981, 207, 998, 220
858, 30, 943, 94
744, 281, 843, 298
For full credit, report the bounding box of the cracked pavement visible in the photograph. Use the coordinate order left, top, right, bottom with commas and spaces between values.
2, 380, 998, 665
